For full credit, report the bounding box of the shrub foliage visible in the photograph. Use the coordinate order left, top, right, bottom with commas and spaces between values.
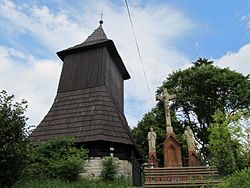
26, 137, 88, 181
101, 157, 118, 181
0, 90, 28, 187
216, 168, 250, 188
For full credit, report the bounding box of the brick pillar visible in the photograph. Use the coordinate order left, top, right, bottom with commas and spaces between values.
147, 150, 158, 167
188, 150, 200, 166
163, 133, 182, 167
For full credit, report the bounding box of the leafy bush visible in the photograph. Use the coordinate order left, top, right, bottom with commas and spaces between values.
216, 168, 250, 188
101, 157, 118, 181
0, 90, 28, 187
25, 137, 88, 181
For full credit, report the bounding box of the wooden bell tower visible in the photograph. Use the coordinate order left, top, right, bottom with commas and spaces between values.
30, 20, 138, 160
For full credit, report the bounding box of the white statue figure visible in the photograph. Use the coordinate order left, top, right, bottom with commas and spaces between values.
183, 126, 196, 151
148, 127, 157, 152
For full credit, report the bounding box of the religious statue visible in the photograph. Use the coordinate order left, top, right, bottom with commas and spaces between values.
148, 127, 157, 152
183, 126, 196, 151
156, 87, 176, 133
156, 88, 183, 167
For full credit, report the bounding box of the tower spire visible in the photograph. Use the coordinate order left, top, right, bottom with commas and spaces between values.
99, 8, 104, 25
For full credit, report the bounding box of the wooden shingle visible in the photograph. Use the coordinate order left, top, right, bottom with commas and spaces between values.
30, 86, 135, 146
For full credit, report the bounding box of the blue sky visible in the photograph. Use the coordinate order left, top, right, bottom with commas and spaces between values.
0, 0, 249, 128
172, 0, 250, 58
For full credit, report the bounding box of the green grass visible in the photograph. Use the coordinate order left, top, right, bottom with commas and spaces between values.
12, 178, 132, 188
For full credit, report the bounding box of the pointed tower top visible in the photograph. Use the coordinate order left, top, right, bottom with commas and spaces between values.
57, 21, 108, 60
83, 23, 107, 44
57, 20, 130, 80
83, 10, 105, 44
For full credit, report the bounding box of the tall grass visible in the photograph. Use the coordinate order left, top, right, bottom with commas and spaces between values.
12, 178, 132, 188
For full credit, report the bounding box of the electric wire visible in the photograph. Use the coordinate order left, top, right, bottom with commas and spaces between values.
124, 0, 153, 103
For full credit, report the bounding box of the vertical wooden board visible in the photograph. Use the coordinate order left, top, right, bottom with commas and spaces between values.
104, 47, 124, 112
57, 48, 107, 92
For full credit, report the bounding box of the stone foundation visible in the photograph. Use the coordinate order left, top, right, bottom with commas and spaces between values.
80, 157, 132, 179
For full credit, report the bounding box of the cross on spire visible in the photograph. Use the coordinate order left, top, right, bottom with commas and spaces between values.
99, 8, 104, 25
101, 8, 103, 20
156, 88, 176, 133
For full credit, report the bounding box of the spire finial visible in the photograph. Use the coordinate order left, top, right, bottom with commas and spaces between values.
99, 8, 104, 25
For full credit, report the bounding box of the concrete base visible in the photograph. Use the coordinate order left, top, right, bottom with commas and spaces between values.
80, 157, 132, 179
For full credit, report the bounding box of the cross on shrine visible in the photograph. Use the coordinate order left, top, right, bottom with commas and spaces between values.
156, 88, 176, 133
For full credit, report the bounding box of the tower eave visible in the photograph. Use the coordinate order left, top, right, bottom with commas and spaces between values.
57, 40, 131, 80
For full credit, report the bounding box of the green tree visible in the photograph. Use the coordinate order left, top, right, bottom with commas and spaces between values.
209, 109, 250, 175
101, 157, 118, 181
209, 110, 237, 175
133, 58, 250, 163
26, 137, 88, 181
0, 90, 28, 187
162, 58, 250, 159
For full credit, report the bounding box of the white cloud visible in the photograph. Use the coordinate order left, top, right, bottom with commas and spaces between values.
215, 43, 250, 76
0, 46, 10, 69
0, 1, 195, 128
241, 14, 250, 29
0, 45, 61, 126
0, 1, 83, 51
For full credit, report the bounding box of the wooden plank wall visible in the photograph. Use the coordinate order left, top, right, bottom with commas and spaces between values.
104, 47, 124, 112
57, 48, 106, 93
57, 46, 124, 112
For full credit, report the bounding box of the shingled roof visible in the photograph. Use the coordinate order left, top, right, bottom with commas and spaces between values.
61, 24, 108, 52
29, 86, 134, 145
57, 24, 130, 80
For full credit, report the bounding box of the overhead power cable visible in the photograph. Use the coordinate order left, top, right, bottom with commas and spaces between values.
124, 0, 153, 102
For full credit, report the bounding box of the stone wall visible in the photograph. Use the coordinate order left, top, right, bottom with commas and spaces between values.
80, 157, 132, 179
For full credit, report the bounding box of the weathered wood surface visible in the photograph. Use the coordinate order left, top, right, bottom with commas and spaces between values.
57, 47, 124, 111
29, 86, 133, 145
144, 166, 221, 187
